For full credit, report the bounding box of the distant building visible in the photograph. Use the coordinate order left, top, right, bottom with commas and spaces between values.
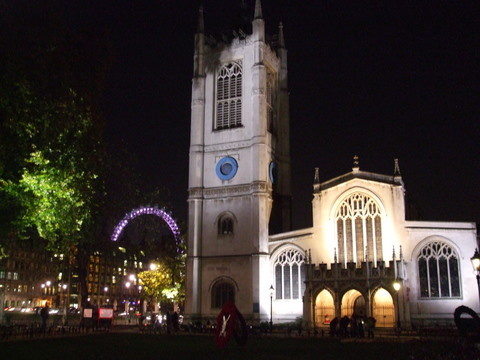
0, 241, 58, 310
0, 242, 149, 314
185, 0, 479, 328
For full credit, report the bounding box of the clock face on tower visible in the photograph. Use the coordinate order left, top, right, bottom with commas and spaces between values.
269, 161, 277, 184
216, 156, 238, 180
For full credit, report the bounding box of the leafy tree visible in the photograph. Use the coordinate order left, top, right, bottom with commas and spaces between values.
0, 1, 183, 309
1, 86, 104, 253
0, 1, 111, 305
137, 260, 184, 306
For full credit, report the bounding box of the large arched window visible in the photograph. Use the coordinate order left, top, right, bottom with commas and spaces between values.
211, 281, 235, 308
335, 192, 383, 265
417, 241, 461, 298
274, 249, 306, 300
216, 61, 242, 130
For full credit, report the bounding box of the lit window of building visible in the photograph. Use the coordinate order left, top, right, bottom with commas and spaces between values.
418, 241, 460, 298
274, 249, 305, 300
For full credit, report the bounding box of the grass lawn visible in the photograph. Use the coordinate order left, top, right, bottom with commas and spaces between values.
0, 333, 478, 360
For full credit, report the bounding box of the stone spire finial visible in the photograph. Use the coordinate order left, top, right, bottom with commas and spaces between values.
254, 0, 263, 19
197, 6, 204, 34
394, 158, 401, 176
278, 22, 285, 48
314, 167, 320, 184
352, 155, 360, 171
313, 167, 321, 193
334, 248, 337, 263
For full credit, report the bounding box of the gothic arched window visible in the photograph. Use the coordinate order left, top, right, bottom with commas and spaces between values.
417, 241, 461, 298
216, 61, 242, 130
211, 281, 235, 308
218, 216, 234, 235
274, 249, 306, 300
335, 193, 383, 265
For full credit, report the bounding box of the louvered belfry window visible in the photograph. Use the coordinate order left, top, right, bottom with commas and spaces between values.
216, 61, 242, 129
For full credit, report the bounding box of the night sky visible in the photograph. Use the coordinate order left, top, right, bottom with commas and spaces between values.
79, 1, 479, 229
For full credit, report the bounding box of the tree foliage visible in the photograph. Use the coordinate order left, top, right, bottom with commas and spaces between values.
0, 2, 109, 255
137, 260, 184, 304
0, 1, 112, 309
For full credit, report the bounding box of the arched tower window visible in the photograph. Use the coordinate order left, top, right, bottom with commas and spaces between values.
211, 281, 235, 308
417, 241, 460, 298
218, 215, 234, 235
274, 249, 306, 300
335, 193, 383, 266
216, 61, 242, 130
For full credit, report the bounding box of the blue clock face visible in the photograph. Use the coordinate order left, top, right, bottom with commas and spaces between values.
216, 156, 238, 180
269, 162, 277, 183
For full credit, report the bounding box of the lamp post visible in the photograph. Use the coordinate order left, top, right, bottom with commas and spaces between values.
125, 281, 131, 315
41, 280, 52, 307
269, 285, 274, 333
0, 283, 4, 325
393, 280, 401, 335
103, 286, 109, 305
61, 283, 68, 325
470, 248, 480, 305
125, 274, 137, 320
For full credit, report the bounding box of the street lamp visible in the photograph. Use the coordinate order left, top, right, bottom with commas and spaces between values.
103, 286, 109, 306
124, 281, 131, 316
470, 248, 480, 304
393, 280, 401, 334
0, 283, 4, 325
41, 280, 52, 306
60, 284, 68, 325
269, 285, 274, 333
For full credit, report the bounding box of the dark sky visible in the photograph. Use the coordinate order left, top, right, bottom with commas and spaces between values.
85, 1, 479, 229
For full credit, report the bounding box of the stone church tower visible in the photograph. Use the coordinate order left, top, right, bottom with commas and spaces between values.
185, 0, 292, 322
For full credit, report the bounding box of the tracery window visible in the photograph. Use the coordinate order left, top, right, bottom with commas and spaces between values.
417, 241, 460, 298
335, 193, 383, 265
274, 249, 306, 300
216, 61, 242, 130
211, 281, 235, 308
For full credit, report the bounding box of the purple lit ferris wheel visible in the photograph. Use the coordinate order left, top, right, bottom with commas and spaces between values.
111, 207, 183, 253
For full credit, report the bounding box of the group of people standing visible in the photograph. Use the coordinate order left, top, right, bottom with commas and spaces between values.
139, 310, 180, 334
329, 314, 376, 338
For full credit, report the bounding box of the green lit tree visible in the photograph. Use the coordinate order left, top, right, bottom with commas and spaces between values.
0, 2, 111, 306
1, 86, 104, 253
137, 254, 185, 310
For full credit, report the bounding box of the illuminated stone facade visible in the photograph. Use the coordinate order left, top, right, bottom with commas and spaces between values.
186, 1, 291, 322
186, 1, 479, 328
271, 165, 478, 327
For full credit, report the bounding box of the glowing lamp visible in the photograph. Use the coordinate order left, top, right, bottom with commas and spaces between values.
471, 249, 480, 273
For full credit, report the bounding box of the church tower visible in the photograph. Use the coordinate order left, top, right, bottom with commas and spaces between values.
185, 0, 291, 322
